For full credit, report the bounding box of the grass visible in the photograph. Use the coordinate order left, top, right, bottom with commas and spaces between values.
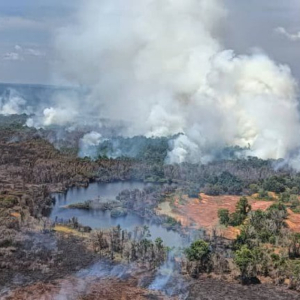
54, 225, 79, 234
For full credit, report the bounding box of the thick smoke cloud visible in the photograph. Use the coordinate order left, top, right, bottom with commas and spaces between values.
51, 0, 300, 165
79, 131, 106, 158
0, 88, 32, 115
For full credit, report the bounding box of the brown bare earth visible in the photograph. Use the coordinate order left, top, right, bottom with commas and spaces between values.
159, 192, 300, 239
158, 194, 275, 239
286, 208, 300, 233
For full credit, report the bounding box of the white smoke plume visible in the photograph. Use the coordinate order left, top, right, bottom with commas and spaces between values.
79, 131, 106, 158
0, 88, 32, 115
26, 106, 78, 128
25, 90, 85, 128
51, 0, 300, 166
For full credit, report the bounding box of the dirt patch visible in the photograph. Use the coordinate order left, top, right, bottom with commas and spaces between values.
158, 194, 274, 239
157, 201, 190, 227
286, 209, 300, 233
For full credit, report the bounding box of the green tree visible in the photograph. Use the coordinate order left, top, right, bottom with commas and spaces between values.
218, 209, 230, 226
236, 196, 251, 216
155, 237, 163, 249
229, 212, 246, 227
185, 240, 211, 276
227, 197, 252, 227
234, 245, 261, 283
288, 233, 300, 258
263, 176, 286, 194
185, 240, 210, 262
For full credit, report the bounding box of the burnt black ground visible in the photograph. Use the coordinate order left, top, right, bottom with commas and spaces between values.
187, 278, 299, 300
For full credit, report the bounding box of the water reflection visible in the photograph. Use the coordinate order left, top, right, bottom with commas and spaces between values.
50, 182, 183, 247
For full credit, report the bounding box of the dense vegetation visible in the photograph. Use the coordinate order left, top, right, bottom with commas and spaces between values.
182, 196, 300, 289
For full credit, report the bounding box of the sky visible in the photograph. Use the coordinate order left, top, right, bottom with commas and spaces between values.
0, 0, 79, 84
0, 0, 299, 85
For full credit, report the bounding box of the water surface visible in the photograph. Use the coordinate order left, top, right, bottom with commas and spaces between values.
50, 181, 183, 247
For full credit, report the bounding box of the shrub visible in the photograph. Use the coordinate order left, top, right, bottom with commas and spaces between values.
279, 191, 291, 203
236, 197, 251, 216
187, 186, 200, 198
185, 240, 210, 262
249, 184, 259, 194
258, 189, 268, 199
290, 195, 300, 210
267, 202, 287, 219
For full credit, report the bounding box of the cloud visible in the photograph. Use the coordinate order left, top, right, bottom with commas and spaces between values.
25, 48, 45, 57
275, 27, 300, 42
3, 52, 23, 61
2, 45, 45, 61
14, 45, 22, 51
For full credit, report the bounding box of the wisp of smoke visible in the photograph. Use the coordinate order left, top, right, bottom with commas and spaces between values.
148, 251, 189, 299
149, 258, 174, 291
42, 0, 300, 167
54, 261, 134, 300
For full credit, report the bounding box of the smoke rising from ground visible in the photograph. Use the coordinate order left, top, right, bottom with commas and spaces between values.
0, 88, 32, 116
54, 261, 132, 300
79, 131, 106, 158
31, 0, 300, 166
